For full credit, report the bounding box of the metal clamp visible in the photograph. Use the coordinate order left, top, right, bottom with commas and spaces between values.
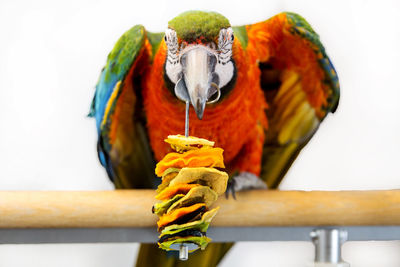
310, 228, 350, 267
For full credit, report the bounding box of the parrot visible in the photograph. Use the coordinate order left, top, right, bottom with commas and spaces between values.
89, 11, 339, 267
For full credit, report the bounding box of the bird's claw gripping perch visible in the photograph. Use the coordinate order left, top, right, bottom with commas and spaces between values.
225, 172, 268, 199
225, 177, 237, 200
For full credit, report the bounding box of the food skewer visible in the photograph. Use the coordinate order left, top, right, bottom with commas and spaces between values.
185, 101, 189, 138
153, 101, 227, 261
179, 100, 190, 260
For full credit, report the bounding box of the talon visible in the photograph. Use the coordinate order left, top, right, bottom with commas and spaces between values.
225, 177, 237, 199
231, 185, 236, 200
225, 172, 267, 198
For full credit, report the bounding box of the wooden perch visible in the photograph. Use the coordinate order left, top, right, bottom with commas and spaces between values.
0, 190, 399, 228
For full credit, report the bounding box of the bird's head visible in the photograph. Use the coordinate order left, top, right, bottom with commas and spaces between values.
164, 11, 235, 119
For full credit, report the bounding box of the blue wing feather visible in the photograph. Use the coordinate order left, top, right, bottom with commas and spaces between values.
88, 25, 146, 173
89, 25, 146, 132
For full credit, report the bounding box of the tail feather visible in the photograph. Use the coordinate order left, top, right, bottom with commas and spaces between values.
136, 243, 234, 267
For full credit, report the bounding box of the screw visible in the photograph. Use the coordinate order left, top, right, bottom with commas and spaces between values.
179, 243, 188, 261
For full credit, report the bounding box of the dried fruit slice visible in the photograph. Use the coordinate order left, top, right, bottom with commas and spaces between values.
155, 148, 225, 176
156, 168, 180, 193
158, 235, 212, 252
165, 134, 215, 152
159, 208, 219, 238
169, 167, 228, 195
167, 186, 218, 213
158, 229, 205, 244
152, 194, 185, 216
155, 183, 200, 201
157, 203, 206, 230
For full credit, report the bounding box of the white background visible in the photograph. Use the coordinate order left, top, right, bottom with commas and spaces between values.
0, 0, 400, 266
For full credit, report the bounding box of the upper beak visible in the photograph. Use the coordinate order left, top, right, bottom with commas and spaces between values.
175, 46, 219, 120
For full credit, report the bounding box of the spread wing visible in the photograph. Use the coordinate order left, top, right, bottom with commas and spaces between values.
244, 12, 340, 188
89, 25, 163, 189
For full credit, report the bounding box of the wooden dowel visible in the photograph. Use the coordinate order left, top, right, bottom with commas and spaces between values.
0, 190, 399, 228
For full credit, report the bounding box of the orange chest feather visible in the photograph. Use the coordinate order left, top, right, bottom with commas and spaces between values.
142, 42, 268, 164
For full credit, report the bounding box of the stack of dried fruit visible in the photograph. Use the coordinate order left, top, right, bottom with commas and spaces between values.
152, 135, 228, 252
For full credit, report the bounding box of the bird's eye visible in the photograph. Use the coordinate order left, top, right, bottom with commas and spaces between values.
164, 35, 167, 42
231, 35, 234, 41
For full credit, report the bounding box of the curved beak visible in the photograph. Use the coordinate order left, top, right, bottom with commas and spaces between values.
174, 46, 219, 120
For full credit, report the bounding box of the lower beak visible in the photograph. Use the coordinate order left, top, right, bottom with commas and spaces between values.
180, 47, 219, 120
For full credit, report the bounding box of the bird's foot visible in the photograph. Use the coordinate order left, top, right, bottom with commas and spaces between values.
225, 172, 268, 199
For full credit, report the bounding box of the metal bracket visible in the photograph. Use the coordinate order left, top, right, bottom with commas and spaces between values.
311, 228, 350, 267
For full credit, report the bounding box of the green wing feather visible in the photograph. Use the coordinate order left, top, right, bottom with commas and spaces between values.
252, 12, 340, 188
89, 25, 162, 189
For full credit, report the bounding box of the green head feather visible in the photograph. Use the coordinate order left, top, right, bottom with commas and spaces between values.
168, 11, 230, 43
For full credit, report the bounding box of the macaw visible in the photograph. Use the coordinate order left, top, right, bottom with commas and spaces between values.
89, 11, 339, 267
